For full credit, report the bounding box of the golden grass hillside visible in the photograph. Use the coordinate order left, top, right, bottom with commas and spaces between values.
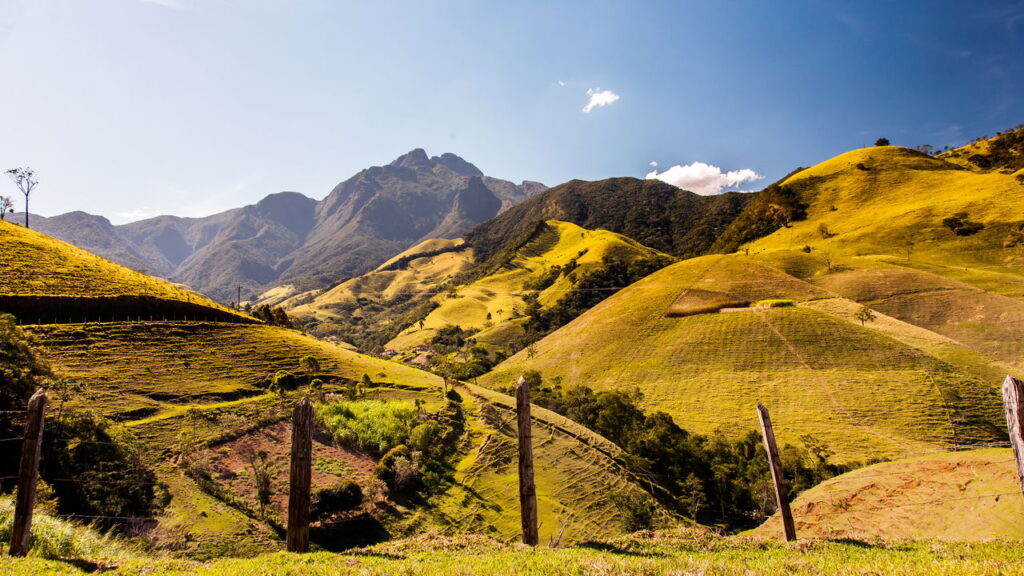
0, 220, 233, 314
286, 237, 474, 338
754, 448, 1024, 541
387, 220, 669, 351
28, 320, 674, 551
479, 254, 1005, 464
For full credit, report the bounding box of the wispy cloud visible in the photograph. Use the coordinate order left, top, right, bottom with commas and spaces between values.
646, 161, 762, 195
582, 88, 619, 113
649, 161, 658, 167
557, 80, 567, 87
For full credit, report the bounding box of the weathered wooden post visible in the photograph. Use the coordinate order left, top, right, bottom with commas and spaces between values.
286, 398, 313, 553
756, 402, 796, 542
9, 389, 48, 557
515, 376, 539, 546
1001, 375, 1024, 501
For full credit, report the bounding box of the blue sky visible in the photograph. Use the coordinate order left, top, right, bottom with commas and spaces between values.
1, 0, 1022, 223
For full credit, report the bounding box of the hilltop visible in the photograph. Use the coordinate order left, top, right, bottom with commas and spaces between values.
25, 150, 544, 302
479, 141, 1024, 464
754, 448, 1024, 540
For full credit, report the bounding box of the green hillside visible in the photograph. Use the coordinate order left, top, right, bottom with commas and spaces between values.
0, 220, 235, 316
480, 143, 1024, 464
754, 448, 1024, 540
386, 220, 670, 352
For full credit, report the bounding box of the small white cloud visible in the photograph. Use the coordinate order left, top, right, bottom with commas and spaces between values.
649, 161, 658, 167
557, 80, 567, 87
582, 88, 619, 113
646, 161, 763, 195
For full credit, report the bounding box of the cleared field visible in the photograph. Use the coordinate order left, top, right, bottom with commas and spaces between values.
480, 255, 1005, 463
754, 448, 1024, 541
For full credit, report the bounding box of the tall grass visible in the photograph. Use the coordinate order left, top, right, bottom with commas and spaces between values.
316, 400, 418, 454
0, 496, 133, 560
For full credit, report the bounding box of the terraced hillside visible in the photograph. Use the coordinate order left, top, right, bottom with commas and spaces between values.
285, 237, 476, 346
479, 254, 1005, 462
754, 448, 1024, 540
386, 220, 670, 352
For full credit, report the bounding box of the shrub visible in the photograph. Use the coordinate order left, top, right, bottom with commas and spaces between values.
753, 299, 795, 308
317, 400, 418, 455
611, 488, 656, 532
942, 212, 985, 236
874, 138, 890, 146
269, 370, 298, 394
374, 444, 422, 492
408, 420, 447, 455
312, 481, 363, 521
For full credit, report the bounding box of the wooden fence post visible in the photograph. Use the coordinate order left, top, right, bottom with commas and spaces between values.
515, 376, 539, 546
756, 402, 796, 542
286, 398, 313, 553
9, 389, 48, 557
1001, 375, 1024, 501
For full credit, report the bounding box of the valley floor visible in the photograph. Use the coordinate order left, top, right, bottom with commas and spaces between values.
5, 530, 1024, 575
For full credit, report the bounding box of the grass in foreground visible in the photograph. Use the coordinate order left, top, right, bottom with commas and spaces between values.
4, 529, 1024, 575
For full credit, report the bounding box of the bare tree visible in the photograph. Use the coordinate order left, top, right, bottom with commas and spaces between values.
0, 195, 12, 221
5, 168, 38, 228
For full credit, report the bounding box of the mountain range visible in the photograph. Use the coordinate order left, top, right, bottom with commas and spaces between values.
20, 150, 544, 302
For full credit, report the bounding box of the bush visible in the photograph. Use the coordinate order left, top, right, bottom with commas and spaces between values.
753, 299, 795, 308
374, 444, 422, 492
312, 481, 363, 521
269, 370, 298, 394
875, 137, 890, 146
611, 488, 656, 532
408, 420, 447, 455
942, 212, 985, 236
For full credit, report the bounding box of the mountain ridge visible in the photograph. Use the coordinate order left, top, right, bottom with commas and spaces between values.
20, 151, 544, 302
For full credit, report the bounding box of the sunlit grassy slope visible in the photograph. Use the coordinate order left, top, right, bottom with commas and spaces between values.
29, 321, 670, 547
480, 254, 1004, 464
286, 237, 474, 338
754, 448, 1024, 541
0, 220, 232, 313
481, 145, 1022, 463
387, 220, 668, 350
7, 529, 1024, 575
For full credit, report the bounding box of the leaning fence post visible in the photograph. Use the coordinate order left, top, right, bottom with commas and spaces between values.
756, 402, 796, 542
515, 376, 539, 546
1001, 376, 1024, 501
287, 398, 313, 553
9, 389, 48, 557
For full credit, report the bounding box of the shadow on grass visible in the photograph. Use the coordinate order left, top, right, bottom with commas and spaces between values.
576, 541, 667, 557
311, 514, 391, 552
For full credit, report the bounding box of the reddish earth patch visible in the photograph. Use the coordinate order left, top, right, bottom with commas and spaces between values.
206, 421, 377, 521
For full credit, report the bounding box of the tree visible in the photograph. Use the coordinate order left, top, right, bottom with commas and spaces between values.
0, 313, 53, 417
5, 167, 37, 228
875, 138, 890, 146
0, 195, 12, 221
245, 448, 273, 518
917, 144, 934, 155
855, 305, 876, 326
298, 356, 320, 385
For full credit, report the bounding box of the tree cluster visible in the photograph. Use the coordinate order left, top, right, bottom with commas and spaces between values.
513, 373, 854, 529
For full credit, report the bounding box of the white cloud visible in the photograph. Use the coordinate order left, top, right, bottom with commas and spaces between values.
582, 88, 619, 113
649, 161, 658, 167
557, 80, 567, 87
645, 161, 763, 195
